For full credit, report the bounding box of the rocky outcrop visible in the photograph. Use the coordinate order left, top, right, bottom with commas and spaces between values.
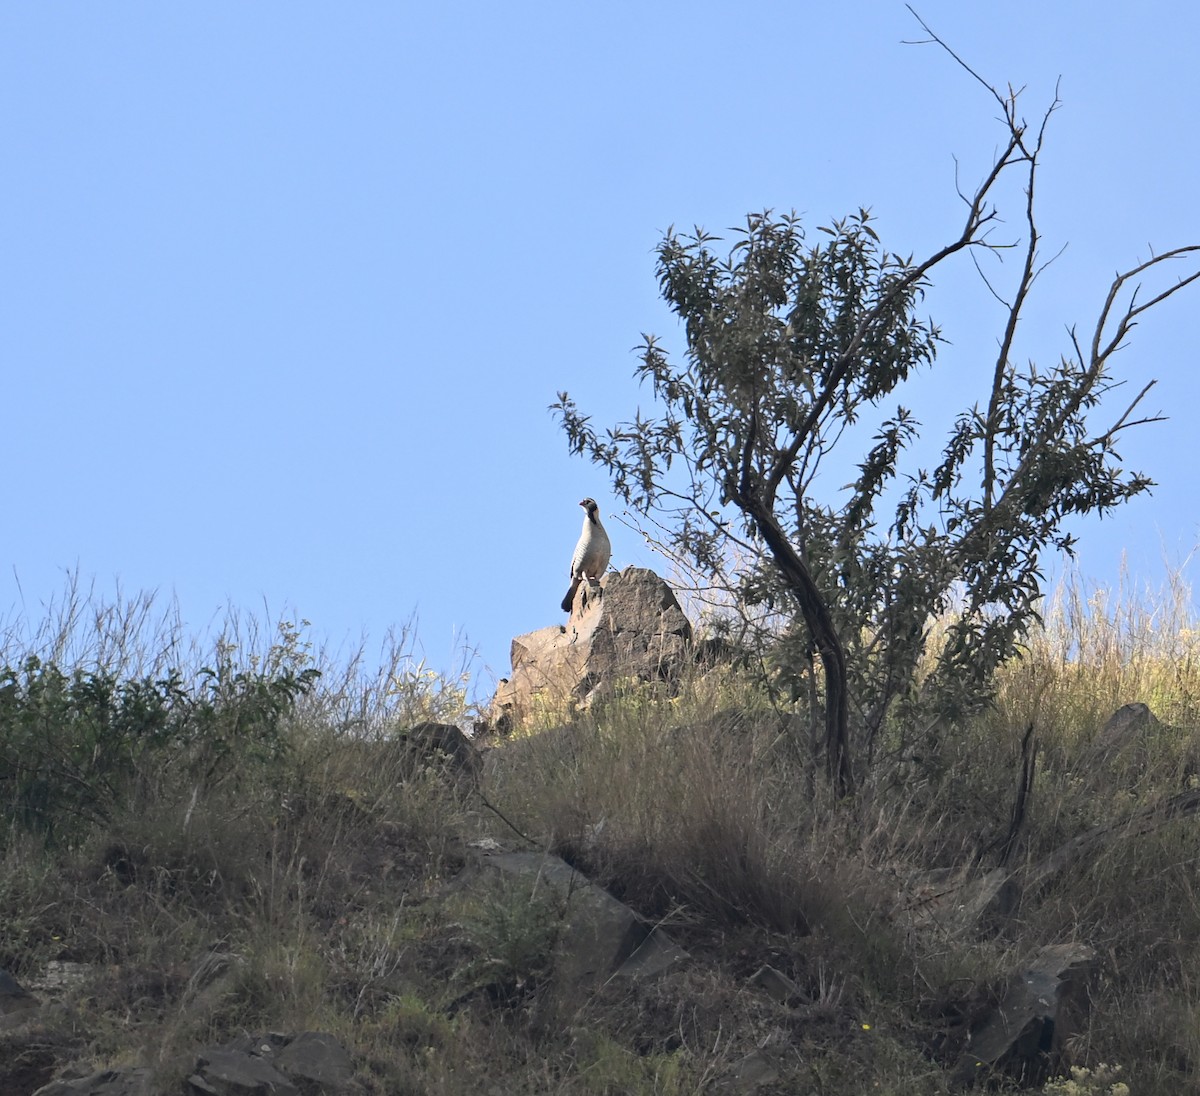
489, 567, 693, 730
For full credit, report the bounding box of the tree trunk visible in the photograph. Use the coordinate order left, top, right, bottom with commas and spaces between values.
744, 501, 854, 796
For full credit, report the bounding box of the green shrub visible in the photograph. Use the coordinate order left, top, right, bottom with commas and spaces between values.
0, 652, 317, 844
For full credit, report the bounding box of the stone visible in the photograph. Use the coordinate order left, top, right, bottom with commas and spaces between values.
489, 567, 693, 728
952, 942, 1096, 1088
899, 866, 1019, 936
185, 1032, 362, 1096
34, 962, 95, 996
1078, 702, 1162, 774
715, 1049, 783, 1091
273, 1032, 357, 1093
749, 964, 805, 1006
181, 951, 242, 1014
0, 968, 40, 1017
398, 721, 479, 778
466, 851, 688, 997
187, 1046, 300, 1096
33, 1068, 152, 1095
2, 1001, 82, 1093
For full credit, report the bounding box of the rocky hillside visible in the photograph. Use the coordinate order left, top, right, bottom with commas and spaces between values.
2, 571, 1197, 1094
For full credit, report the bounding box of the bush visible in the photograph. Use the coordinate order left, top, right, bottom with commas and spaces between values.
0, 652, 317, 844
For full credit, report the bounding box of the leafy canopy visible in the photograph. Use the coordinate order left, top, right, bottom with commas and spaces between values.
555, 71, 1198, 793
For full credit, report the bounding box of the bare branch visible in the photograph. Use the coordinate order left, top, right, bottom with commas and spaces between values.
982, 89, 1060, 512
1092, 246, 1200, 368
904, 6, 1009, 116
969, 247, 1012, 309
1094, 380, 1164, 446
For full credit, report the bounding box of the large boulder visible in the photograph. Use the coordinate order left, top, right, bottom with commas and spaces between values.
489, 567, 693, 730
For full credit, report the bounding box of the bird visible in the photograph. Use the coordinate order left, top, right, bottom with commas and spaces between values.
561, 497, 611, 613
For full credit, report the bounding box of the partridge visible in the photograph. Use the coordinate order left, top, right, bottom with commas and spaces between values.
561, 497, 611, 613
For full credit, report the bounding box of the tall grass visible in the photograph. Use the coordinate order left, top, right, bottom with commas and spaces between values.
2, 567, 1199, 1093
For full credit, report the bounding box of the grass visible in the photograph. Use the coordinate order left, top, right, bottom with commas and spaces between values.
2, 569, 1200, 1093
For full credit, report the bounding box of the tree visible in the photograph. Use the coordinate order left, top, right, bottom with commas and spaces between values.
552, 35, 1199, 797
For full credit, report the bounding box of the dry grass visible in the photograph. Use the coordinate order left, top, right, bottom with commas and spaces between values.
3, 569, 1200, 1093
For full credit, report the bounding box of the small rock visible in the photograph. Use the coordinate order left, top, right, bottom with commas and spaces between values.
715, 1048, 783, 1092
749, 964, 804, 1006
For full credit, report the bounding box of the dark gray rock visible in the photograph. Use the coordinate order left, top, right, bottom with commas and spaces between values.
749, 964, 805, 1007
186, 1033, 362, 1096
0, 968, 40, 1017
27, 1031, 360, 1096
467, 851, 688, 997
899, 866, 1019, 936
187, 1046, 300, 1096
33, 1068, 152, 1095
274, 1032, 357, 1093
399, 721, 479, 778
1075, 702, 1166, 790
953, 942, 1096, 1088
714, 1049, 783, 1092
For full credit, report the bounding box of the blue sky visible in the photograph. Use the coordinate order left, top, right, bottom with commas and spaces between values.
3, 3, 1197, 701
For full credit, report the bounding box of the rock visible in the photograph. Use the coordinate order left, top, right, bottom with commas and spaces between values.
398, 721, 479, 778
714, 1049, 783, 1092
1, 999, 82, 1093
186, 1032, 362, 1096
25, 1031, 359, 1096
464, 851, 687, 1001
898, 866, 1019, 936
749, 964, 805, 1007
490, 567, 693, 728
33, 1068, 152, 1095
33, 962, 95, 997
952, 942, 1096, 1088
274, 1032, 358, 1093
4, 1039, 59, 1094
1078, 702, 1162, 774
187, 1046, 300, 1096
0, 968, 40, 1018
181, 951, 241, 1013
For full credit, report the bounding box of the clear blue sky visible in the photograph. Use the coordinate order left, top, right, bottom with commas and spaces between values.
3, 3, 1197, 701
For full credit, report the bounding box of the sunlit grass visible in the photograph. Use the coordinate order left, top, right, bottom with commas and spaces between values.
2, 566, 1199, 1093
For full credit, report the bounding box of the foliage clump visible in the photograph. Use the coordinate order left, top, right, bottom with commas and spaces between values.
555, 56, 1198, 794
0, 649, 318, 844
